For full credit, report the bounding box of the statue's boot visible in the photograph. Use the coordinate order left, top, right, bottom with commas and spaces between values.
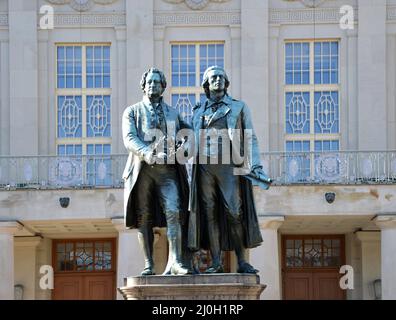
204, 263, 224, 274
138, 226, 155, 276
204, 213, 223, 274
229, 220, 259, 274
162, 250, 174, 275
168, 238, 191, 275
237, 261, 259, 274
141, 266, 156, 276
166, 214, 192, 275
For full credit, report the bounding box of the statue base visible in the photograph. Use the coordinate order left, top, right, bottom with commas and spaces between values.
118, 274, 266, 300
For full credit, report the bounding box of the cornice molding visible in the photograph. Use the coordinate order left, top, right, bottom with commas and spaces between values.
282, 0, 328, 8
269, 7, 357, 25
154, 10, 240, 26
162, 0, 230, 11
51, 12, 126, 27
45, 0, 118, 12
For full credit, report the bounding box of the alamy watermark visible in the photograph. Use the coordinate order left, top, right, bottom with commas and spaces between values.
340, 265, 354, 290
340, 5, 355, 30
39, 5, 54, 30
39, 265, 54, 290
139, 125, 254, 176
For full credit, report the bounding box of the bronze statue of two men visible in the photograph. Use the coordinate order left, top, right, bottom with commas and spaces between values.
122, 66, 272, 276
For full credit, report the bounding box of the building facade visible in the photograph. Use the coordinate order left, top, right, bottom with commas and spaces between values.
0, 0, 395, 300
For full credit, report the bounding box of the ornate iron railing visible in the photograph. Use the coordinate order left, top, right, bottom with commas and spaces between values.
262, 151, 396, 185
0, 154, 128, 190
0, 151, 395, 190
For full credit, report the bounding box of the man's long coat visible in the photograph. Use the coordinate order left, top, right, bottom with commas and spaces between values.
122, 97, 190, 229
188, 94, 267, 251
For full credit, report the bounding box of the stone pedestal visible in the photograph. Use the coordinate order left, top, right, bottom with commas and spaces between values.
118, 274, 266, 300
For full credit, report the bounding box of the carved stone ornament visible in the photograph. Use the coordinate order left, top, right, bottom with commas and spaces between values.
283, 0, 328, 8
163, 0, 230, 10
46, 0, 118, 12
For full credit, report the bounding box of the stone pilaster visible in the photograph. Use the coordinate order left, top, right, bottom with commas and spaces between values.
112, 218, 144, 300
14, 236, 42, 300
8, 0, 38, 155
374, 215, 396, 300
241, 0, 269, 152
126, 0, 154, 105
249, 216, 284, 300
115, 26, 127, 154
0, 221, 23, 299
357, 0, 387, 150
346, 29, 358, 150
0, 40, 10, 156
356, 231, 381, 300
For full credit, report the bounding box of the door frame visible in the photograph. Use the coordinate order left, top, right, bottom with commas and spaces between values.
52, 238, 117, 300
281, 234, 346, 300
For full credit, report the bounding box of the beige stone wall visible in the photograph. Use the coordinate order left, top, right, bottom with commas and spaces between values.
14, 237, 41, 300
0, 0, 395, 300
0, 0, 395, 154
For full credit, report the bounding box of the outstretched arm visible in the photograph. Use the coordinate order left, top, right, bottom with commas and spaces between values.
241, 104, 273, 186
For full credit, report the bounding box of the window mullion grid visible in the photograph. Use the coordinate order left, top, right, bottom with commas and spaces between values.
81, 45, 88, 184
73, 242, 76, 272
310, 41, 316, 178
320, 238, 324, 267
82, 46, 87, 90
196, 43, 202, 105
196, 43, 200, 88
93, 241, 96, 271
82, 93, 87, 185
310, 85, 315, 178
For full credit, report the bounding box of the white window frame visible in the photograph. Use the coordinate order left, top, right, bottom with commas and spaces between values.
55, 43, 112, 155
284, 39, 341, 152
169, 41, 226, 119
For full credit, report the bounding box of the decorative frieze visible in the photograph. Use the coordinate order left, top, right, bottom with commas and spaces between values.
0, 14, 8, 26
45, 0, 119, 12
53, 13, 126, 27
282, 0, 329, 8
269, 7, 357, 25
162, 0, 230, 11
154, 11, 240, 26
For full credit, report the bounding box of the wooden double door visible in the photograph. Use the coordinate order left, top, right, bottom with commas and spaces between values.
52, 238, 116, 300
54, 273, 115, 300
283, 271, 345, 300
282, 235, 346, 300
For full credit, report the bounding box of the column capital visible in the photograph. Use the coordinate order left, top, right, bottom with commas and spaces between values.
374, 215, 396, 230
230, 25, 241, 40
258, 216, 284, 230
38, 30, 49, 42
14, 236, 42, 247
0, 221, 23, 235
356, 231, 381, 242
269, 26, 280, 39
115, 26, 126, 41
346, 29, 358, 38
154, 26, 165, 41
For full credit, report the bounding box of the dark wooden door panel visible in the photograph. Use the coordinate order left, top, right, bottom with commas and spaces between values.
53, 276, 83, 300
313, 272, 344, 300
83, 275, 114, 300
284, 273, 313, 300
54, 274, 114, 300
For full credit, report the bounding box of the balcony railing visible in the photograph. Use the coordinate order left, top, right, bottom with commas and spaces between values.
0, 151, 395, 190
